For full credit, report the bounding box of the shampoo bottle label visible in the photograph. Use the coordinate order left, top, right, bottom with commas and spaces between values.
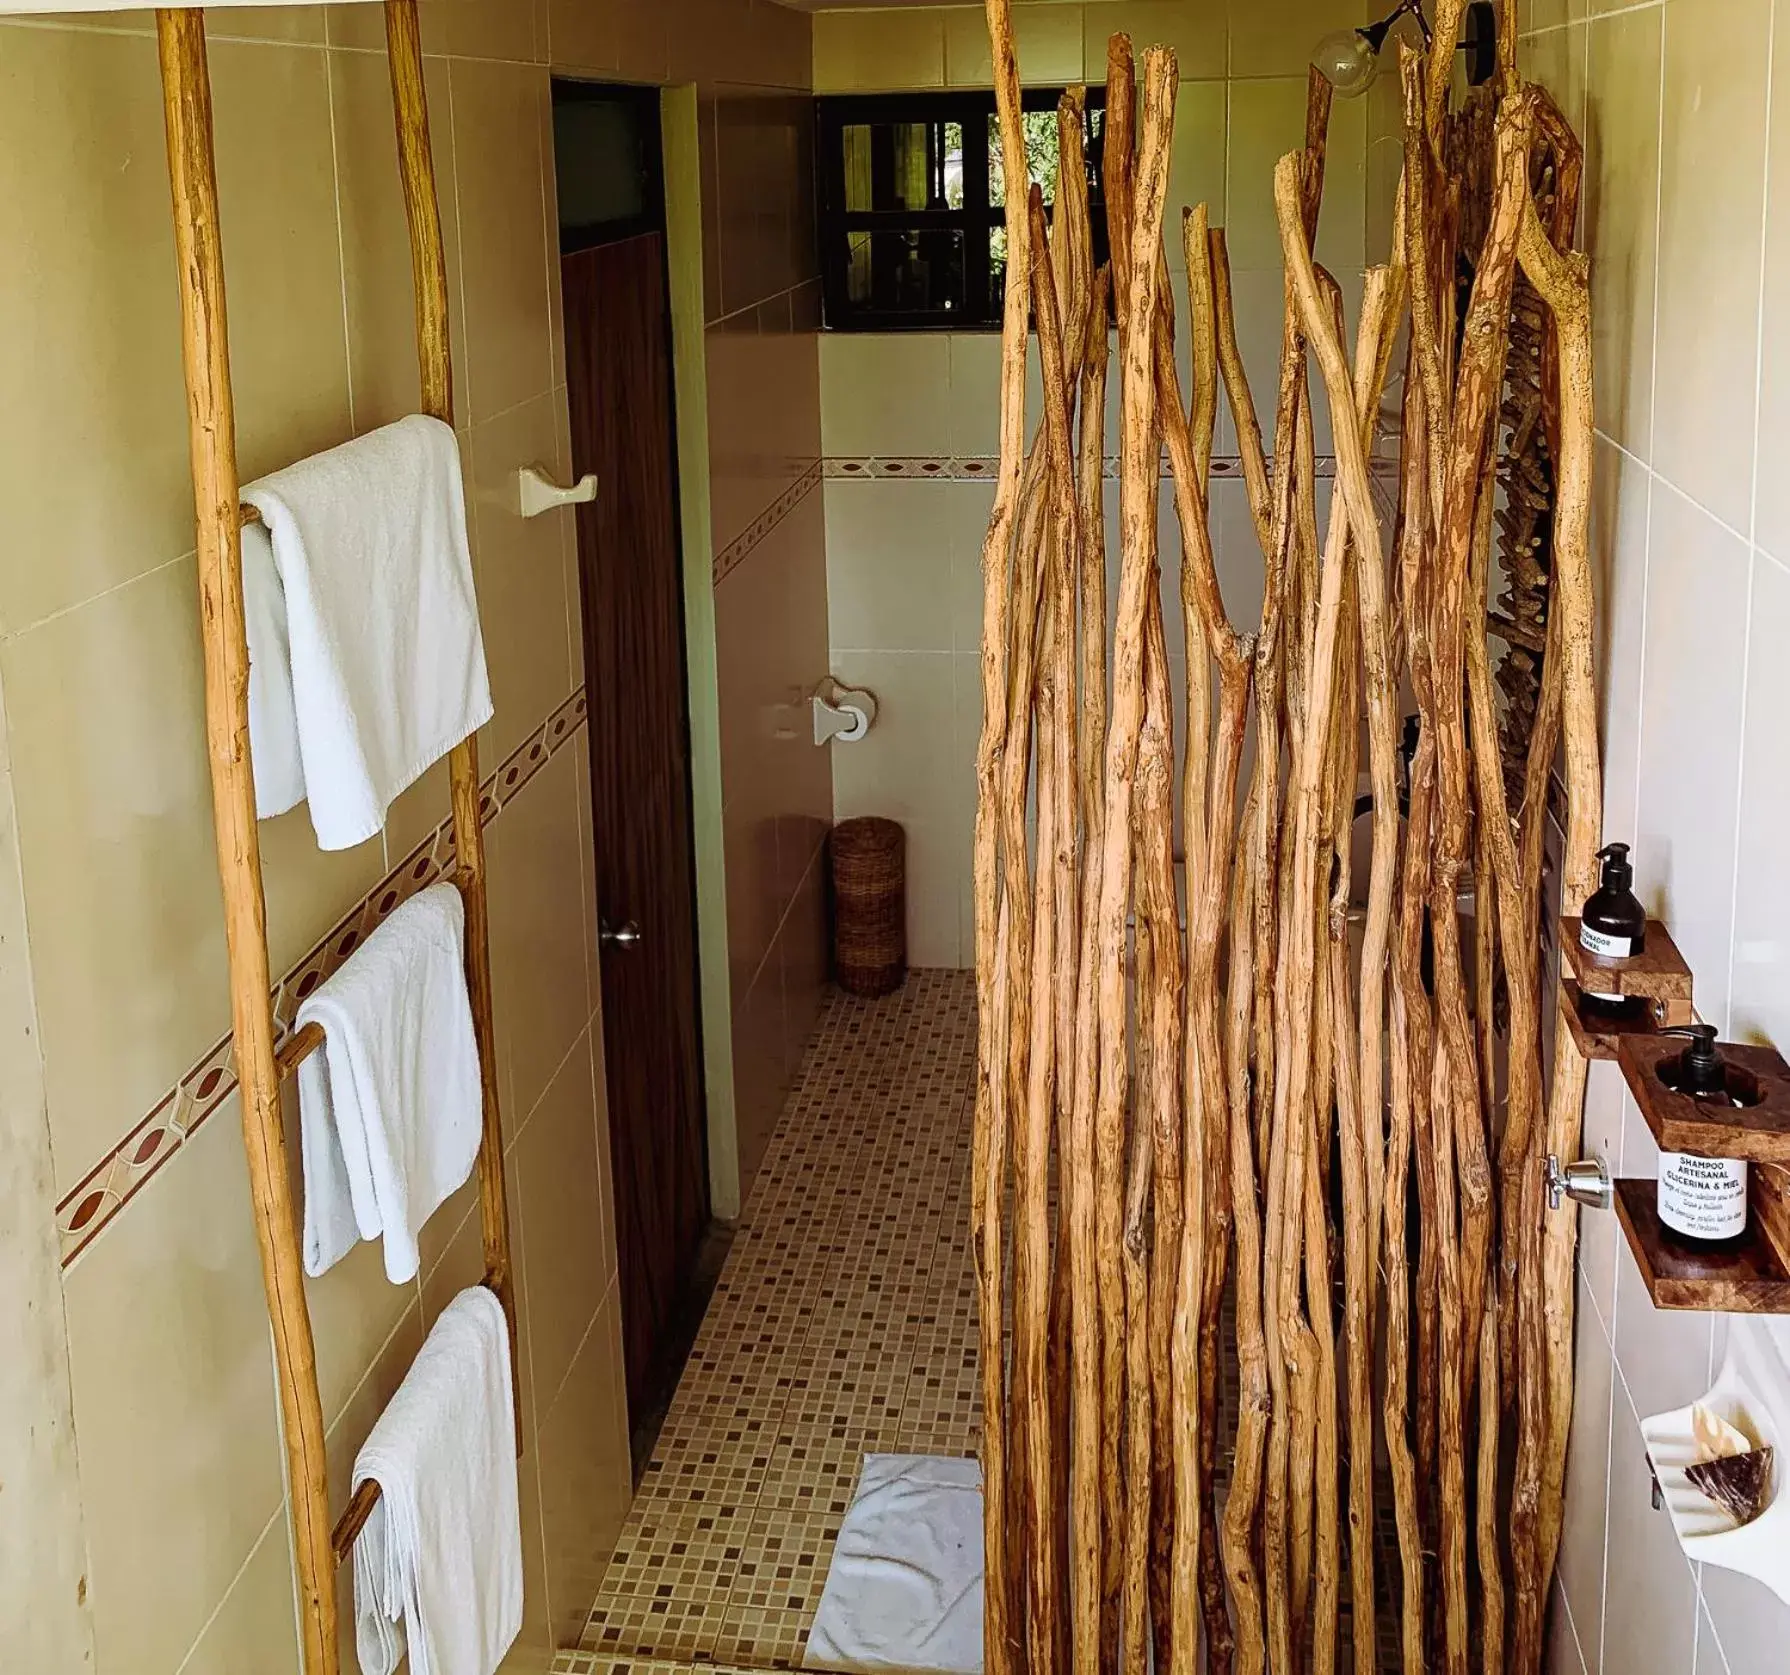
1657, 1152, 1749, 1241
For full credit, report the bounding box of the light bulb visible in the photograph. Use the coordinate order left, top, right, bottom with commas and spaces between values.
1311, 28, 1380, 96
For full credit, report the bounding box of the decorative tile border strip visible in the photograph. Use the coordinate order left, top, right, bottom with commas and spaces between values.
821, 452, 1350, 482
711, 459, 823, 589
55, 687, 590, 1270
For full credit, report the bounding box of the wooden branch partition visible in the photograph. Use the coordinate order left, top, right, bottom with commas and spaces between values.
157, 6, 515, 1670
972, 5, 1604, 1670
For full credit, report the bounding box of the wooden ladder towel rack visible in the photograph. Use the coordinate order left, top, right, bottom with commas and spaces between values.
157, 5, 516, 1670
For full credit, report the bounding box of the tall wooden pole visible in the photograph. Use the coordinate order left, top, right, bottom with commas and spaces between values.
157, 13, 337, 1671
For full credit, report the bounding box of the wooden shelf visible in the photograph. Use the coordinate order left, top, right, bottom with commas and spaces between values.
1617, 1036, 1790, 1164
1560, 915, 1694, 1025
1614, 1177, 1790, 1313
1559, 979, 1667, 1061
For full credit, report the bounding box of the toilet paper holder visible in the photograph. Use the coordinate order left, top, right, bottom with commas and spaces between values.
812, 677, 877, 746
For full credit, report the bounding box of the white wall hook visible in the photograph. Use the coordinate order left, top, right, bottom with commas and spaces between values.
812, 677, 877, 746
516, 463, 598, 518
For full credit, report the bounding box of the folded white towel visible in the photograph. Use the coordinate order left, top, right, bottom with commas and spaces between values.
241, 518, 307, 820
806, 1454, 985, 1673
297, 880, 482, 1284
354, 1285, 523, 1675
241, 413, 494, 850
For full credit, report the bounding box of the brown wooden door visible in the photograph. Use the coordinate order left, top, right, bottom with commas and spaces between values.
563, 231, 708, 1418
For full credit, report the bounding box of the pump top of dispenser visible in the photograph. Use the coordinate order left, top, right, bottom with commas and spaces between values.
1653, 1023, 1756, 1110
1581, 841, 1647, 961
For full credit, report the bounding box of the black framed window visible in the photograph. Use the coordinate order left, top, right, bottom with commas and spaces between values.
817, 89, 1108, 332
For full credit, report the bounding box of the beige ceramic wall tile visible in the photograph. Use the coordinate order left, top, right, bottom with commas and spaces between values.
1589, 436, 1649, 836
610, 0, 672, 82
1085, 2, 1228, 81
1600, 1384, 1700, 1674
449, 56, 557, 425
214, 38, 359, 478
942, 478, 999, 653
328, 0, 443, 51
813, 7, 948, 92
0, 737, 94, 1671
545, 0, 606, 70
0, 26, 350, 638
777, 846, 830, 1075
1228, 0, 1367, 78
903, 815, 970, 968
1168, 79, 1229, 265
512, 1028, 612, 1412
1754, 3, 1790, 564
439, 0, 546, 62
1581, 8, 1657, 461
176, 1509, 301, 1675
569, 745, 602, 1031
715, 548, 790, 991
770, 493, 836, 894
945, 2, 1086, 85
1, 557, 226, 1194
706, 293, 813, 532
486, 745, 595, 1124
0, 22, 178, 634
945, 333, 1002, 457
821, 333, 953, 456
1698, 1523, 1790, 1674
1729, 555, 1790, 1049
49, 6, 326, 45
468, 393, 576, 764
417, 1161, 536, 1432
62, 1105, 286, 1675
831, 648, 967, 833
707, 314, 766, 554
714, 93, 816, 318
536, 1283, 633, 1648
1555, 1281, 1614, 1672
1632, 479, 1749, 1033
1651, 0, 1771, 533
328, 46, 471, 433
1225, 76, 1358, 271
826, 479, 959, 653
731, 959, 787, 1190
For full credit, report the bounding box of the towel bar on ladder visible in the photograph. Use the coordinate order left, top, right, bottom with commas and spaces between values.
156, 5, 518, 1670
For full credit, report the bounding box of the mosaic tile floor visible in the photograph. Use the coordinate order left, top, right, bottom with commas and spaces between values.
549, 966, 1402, 1675
557, 970, 981, 1674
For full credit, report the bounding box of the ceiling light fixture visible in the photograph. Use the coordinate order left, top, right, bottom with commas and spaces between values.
1311, 0, 1497, 97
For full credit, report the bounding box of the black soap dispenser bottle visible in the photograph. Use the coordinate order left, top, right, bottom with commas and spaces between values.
1580, 842, 1647, 1014
1655, 1025, 1750, 1242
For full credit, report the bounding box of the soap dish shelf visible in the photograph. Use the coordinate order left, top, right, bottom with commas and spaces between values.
1642, 1317, 1790, 1603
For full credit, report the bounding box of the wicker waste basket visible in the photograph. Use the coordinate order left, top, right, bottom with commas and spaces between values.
830, 817, 907, 996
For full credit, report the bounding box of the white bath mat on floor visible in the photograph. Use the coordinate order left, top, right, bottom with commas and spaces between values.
805, 1453, 984, 1674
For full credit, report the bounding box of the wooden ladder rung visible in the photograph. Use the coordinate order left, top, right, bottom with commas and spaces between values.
276, 1019, 326, 1079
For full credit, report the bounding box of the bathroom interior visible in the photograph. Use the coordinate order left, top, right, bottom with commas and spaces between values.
1, 0, 1786, 1673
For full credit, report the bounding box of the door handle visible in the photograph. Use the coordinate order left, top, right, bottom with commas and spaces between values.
600, 919, 643, 951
